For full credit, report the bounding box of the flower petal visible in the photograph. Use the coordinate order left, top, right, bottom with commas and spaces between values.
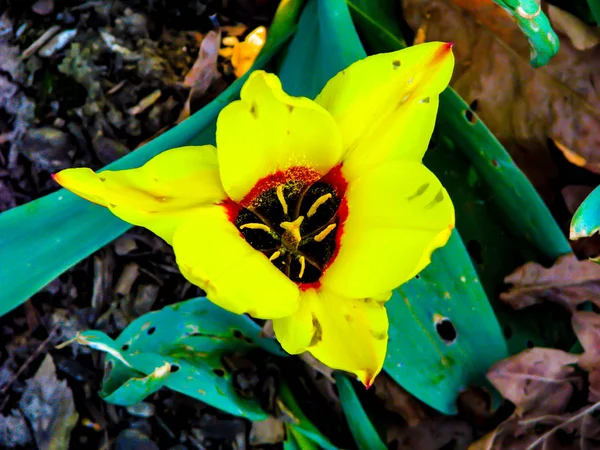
53, 146, 226, 244
172, 206, 300, 319
315, 42, 454, 181
216, 70, 343, 203
273, 288, 389, 387
321, 161, 454, 298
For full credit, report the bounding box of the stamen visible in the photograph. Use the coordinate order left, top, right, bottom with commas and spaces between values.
240, 223, 271, 232
314, 223, 336, 242
307, 193, 332, 217
280, 216, 304, 250
269, 250, 281, 261
298, 256, 306, 279
276, 184, 288, 215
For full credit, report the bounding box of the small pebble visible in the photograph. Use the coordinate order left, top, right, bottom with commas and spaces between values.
116, 429, 159, 450
126, 402, 155, 418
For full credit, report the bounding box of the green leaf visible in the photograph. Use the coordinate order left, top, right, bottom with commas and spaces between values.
74, 297, 284, 418
571, 185, 600, 241
0, 0, 305, 319
587, 0, 600, 24
346, 0, 406, 52
279, 382, 337, 450
334, 373, 387, 450
492, 0, 560, 67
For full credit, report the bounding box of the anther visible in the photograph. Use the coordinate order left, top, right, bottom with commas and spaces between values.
298, 256, 306, 279
280, 216, 304, 250
240, 223, 271, 233
269, 250, 281, 261
276, 184, 288, 215
307, 193, 332, 218
314, 223, 336, 242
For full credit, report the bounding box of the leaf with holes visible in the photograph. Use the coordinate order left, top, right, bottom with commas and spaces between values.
73, 297, 284, 419
0, 0, 305, 319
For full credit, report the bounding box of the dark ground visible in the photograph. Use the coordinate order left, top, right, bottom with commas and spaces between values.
0, 1, 313, 448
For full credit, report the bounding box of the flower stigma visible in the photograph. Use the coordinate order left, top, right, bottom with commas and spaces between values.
233, 168, 344, 285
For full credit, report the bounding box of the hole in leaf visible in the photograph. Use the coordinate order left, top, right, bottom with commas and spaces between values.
170, 364, 180, 373
213, 368, 226, 377
466, 240, 483, 265
435, 318, 457, 343
415, 274, 420, 279
464, 99, 479, 124
147, 326, 156, 335
232, 330, 243, 339
121, 344, 129, 351
503, 325, 512, 340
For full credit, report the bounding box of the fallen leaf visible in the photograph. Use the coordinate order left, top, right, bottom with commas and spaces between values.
571, 311, 600, 401
19, 354, 79, 450
220, 26, 267, 78
249, 416, 285, 445
402, 0, 600, 200
387, 417, 473, 450
487, 348, 580, 416
372, 372, 429, 427
501, 253, 600, 311
547, 4, 600, 51
183, 30, 221, 90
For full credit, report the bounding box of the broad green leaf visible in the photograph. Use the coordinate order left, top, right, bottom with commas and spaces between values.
74, 297, 283, 418
571, 184, 600, 240
346, 0, 406, 52
284, 426, 320, 450
0, 0, 305, 318
334, 373, 387, 450
492, 0, 560, 67
80, 296, 336, 445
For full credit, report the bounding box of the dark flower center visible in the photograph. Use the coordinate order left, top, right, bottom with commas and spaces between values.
235, 178, 342, 284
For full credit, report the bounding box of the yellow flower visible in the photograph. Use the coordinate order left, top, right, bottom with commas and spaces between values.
54, 42, 455, 387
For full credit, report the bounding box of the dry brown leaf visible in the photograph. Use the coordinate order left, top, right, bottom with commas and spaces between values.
372, 372, 429, 427
571, 311, 600, 402
402, 0, 600, 200
387, 418, 473, 450
487, 348, 580, 416
183, 30, 221, 89
501, 254, 600, 311
547, 4, 600, 51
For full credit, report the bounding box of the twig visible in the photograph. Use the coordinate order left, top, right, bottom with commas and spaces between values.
524, 401, 600, 450
0, 325, 59, 398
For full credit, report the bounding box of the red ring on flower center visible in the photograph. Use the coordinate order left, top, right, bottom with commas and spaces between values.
226, 165, 348, 288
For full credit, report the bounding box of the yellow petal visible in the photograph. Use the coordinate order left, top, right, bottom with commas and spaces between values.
216, 70, 343, 203
172, 206, 300, 319
273, 288, 389, 387
53, 146, 226, 244
315, 42, 454, 181
321, 161, 454, 298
